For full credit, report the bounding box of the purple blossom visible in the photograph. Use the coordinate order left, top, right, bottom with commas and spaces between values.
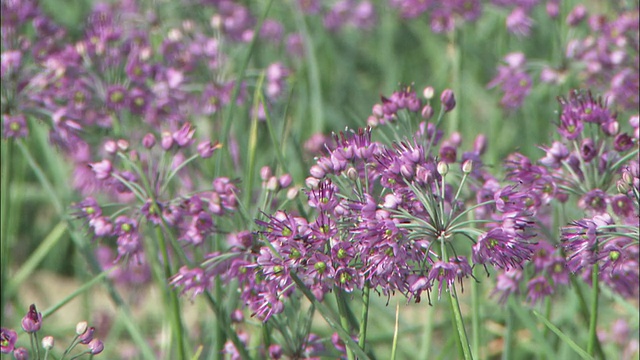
0, 328, 17, 354
21, 304, 42, 333
2, 113, 28, 138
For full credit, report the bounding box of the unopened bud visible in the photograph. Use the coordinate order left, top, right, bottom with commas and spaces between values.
437, 161, 449, 176
42, 336, 54, 350
266, 176, 279, 191
117, 139, 129, 151
616, 179, 630, 194
346, 167, 358, 181
421, 104, 434, 120
142, 133, 156, 149
440, 89, 456, 112
76, 321, 88, 335
423, 86, 435, 100
104, 139, 117, 154
287, 187, 299, 200
279, 174, 292, 188
260, 166, 272, 181
462, 160, 473, 174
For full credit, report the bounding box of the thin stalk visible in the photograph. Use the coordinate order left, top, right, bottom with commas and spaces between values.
570, 275, 606, 359
335, 290, 355, 360
155, 226, 186, 360
418, 305, 434, 360
471, 272, 481, 359
442, 237, 473, 360
0, 140, 13, 323
587, 263, 599, 357
502, 300, 514, 360
358, 284, 371, 352
390, 303, 400, 360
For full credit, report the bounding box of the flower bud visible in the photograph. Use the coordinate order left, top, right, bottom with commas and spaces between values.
367, 115, 379, 127
260, 166, 272, 181
309, 165, 325, 179
423, 86, 435, 100
437, 161, 449, 176
616, 179, 630, 194
117, 139, 129, 152
161, 131, 173, 150
42, 336, 54, 350
279, 174, 293, 188
76, 321, 88, 336
421, 104, 434, 120
440, 89, 456, 112
104, 140, 117, 154
21, 304, 42, 333
88, 339, 104, 355
462, 160, 473, 174
305, 177, 319, 189
346, 167, 358, 181
13, 347, 28, 360
266, 176, 279, 191
287, 187, 299, 200
142, 133, 156, 149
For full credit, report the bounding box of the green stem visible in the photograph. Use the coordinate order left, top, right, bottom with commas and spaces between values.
418, 305, 434, 360
571, 275, 606, 359
335, 290, 355, 360
587, 264, 599, 357
471, 271, 480, 359
502, 300, 514, 360
0, 140, 13, 323
203, 292, 252, 360
390, 303, 400, 360
442, 237, 473, 360
155, 226, 186, 360
358, 284, 371, 352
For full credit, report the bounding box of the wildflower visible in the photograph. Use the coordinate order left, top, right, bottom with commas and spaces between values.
21, 304, 42, 333
13, 347, 28, 360
41, 336, 54, 350
88, 338, 104, 355
526, 276, 554, 304
440, 89, 456, 112
2, 114, 28, 138
0, 328, 17, 353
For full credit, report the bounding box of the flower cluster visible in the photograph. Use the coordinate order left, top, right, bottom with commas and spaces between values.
1, 305, 104, 358
487, 52, 532, 111
493, 90, 639, 302
172, 86, 537, 322
566, 8, 639, 111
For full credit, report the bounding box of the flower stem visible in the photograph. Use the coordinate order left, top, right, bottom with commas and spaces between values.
0, 140, 12, 324
442, 237, 473, 360
587, 263, 599, 357
358, 283, 371, 352
471, 270, 481, 359
335, 290, 355, 360
155, 226, 187, 360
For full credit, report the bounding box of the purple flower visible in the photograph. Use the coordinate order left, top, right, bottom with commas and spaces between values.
428, 261, 457, 299
173, 122, 196, 147
506, 7, 533, 36
88, 160, 112, 180
21, 304, 42, 333
526, 276, 554, 304
13, 347, 28, 360
170, 266, 213, 299
0, 328, 17, 353
578, 189, 608, 213
2, 114, 28, 138
473, 228, 532, 270
440, 89, 456, 112
88, 339, 104, 354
